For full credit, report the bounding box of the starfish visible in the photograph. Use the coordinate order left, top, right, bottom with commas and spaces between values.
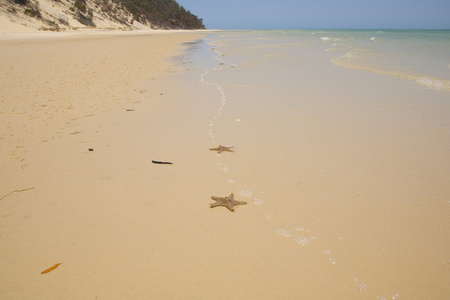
210, 193, 247, 212
209, 145, 234, 154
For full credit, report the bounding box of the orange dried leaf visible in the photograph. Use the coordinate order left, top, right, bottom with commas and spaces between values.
41, 263, 62, 274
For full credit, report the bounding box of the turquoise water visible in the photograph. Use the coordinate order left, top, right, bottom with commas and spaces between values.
199, 29, 450, 91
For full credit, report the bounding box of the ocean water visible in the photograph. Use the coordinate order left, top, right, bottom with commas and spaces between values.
171, 30, 450, 299
202, 29, 450, 91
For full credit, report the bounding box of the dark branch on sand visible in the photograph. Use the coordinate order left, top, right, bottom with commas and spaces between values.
0, 187, 36, 202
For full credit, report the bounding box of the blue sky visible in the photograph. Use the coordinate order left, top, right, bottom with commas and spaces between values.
176, 0, 450, 30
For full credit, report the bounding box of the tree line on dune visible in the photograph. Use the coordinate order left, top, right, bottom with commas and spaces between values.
10, 0, 205, 30
116, 0, 205, 29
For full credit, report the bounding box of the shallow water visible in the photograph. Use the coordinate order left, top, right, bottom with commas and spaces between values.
171, 30, 450, 299
199, 30, 450, 90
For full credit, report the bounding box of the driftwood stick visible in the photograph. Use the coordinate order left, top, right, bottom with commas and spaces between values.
0, 187, 36, 202
152, 160, 173, 165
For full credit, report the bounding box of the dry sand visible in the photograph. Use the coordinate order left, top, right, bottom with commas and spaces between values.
0, 31, 223, 299
0, 30, 202, 169
1, 30, 449, 300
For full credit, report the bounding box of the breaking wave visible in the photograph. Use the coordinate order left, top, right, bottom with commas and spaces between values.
331, 49, 450, 92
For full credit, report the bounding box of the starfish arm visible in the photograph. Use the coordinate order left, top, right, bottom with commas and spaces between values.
225, 203, 235, 211
234, 201, 247, 205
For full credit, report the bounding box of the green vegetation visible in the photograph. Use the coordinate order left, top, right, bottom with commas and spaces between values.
116, 0, 205, 29
77, 9, 95, 26
72, 0, 94, 27
14, 0, 28, 5
24, 8, 40, 18
12, 0, 204, 30
74, 0, 87, 13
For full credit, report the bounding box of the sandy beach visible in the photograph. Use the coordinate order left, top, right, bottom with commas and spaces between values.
1, 29, 449, 299
0, 30, 219, 298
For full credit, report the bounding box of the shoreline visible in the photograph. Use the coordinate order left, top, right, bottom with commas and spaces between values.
0, 28, 211, 41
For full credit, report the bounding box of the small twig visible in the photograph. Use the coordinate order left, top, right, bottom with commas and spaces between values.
152, 160, 173, 165
0, 187, 36, 201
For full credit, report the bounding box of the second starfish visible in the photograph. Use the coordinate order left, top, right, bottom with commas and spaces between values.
209, 145, 234, 154
210, 193, 247, 212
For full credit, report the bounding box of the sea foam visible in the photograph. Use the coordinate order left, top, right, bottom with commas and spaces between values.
275, 228, 291, 238
294, 236, 311, 246
416, 76, 450, 91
